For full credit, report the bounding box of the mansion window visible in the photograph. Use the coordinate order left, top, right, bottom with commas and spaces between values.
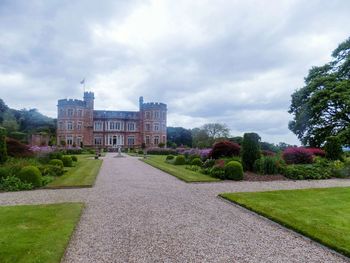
67, 121, 73, 130
154, 123, 159, 131
94, 121, 103, 131
59, 109, 64, 117
78, 109, 83, 117
66, 136, 73, 145
145, 123, 151, 131
145, 111, 151, 119
145, 135, 150, 145
154, 111, 160, 119
127, 122, 136, 131
58, 121, 64, 130
67, 109, 73, 117
154, 136, 159, 145
127, 136, 135, 146
109, 121, 122, 131
77, 121, 83, 130
107, 135, 124, 146
161, 111, 166, 120
76, 136, 83, 147
94, 136, 103, 146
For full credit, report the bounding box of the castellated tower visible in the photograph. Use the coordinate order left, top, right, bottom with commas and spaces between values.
57, 92, 94, 147
139, 97, 167, 147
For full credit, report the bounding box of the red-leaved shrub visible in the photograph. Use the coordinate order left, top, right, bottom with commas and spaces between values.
306, 148, 325, 157
282, 147, 313, 164
209, 141, 240, 159
6, 138, 34, 158
261, 150, 276, 156
214, 159, 225, 168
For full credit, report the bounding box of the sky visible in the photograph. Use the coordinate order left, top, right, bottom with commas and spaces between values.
0, 0, 349, 144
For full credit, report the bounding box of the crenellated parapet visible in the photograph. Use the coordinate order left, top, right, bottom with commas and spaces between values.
57, 99, 86, 107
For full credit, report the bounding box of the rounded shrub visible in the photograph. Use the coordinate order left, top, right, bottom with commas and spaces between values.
166, 155, 175, 161
138, 150, 144, 155
174, 155, 186, 165
324, 136, 343, 160
191, 158, 202, 166
49, 159, 64, 168
61, 156, 73, 167
282, 147, 313, 164
241, 133, 261, 171
210, 165, 225, 179
49, 151, 63, 160
16, 166, 42, 187
71, 155, 78, 162
224, 161, 243, 180
40, 165, 64, 177
209, 141, 240, 159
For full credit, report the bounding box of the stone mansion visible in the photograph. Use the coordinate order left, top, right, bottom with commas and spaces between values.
57, 92, 167, 149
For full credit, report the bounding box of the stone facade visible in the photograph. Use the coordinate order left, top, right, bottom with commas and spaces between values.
57, 92, 167, 149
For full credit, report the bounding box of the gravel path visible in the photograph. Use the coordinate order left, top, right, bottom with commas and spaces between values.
1, 153, 350, 262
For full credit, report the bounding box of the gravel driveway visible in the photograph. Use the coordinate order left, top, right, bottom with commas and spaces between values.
1, 153, 350, 262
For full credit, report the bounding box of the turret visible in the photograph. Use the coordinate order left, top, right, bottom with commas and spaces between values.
139, 96, 144, 110
84, 92, 94, 109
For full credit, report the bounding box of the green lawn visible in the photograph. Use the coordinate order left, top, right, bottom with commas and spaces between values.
142, 155, 220, 182
220, 187, 350, 257
0, 203, 83, 263
47, 154, 102, 188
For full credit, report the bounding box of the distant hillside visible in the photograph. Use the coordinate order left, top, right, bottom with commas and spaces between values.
0, 98, 56, 142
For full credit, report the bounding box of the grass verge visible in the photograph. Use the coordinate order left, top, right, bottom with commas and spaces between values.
46, 154, 102, 188
220, 187, 350, 257
0, 202, 83, 263
142, 155, 220, 182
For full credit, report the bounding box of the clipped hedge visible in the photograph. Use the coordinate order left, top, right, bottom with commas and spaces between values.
210, 165, 225, 179
61, 156, 73, 167
49, 159, 64, 168
241, 133, 261, 171
147, 148, 177, 155
174, 155, 186, 165
49, 151, 63, 160
16, 166, 42, 187
283, 164, 331, 180
71, 155, 78, 162
224, 161, 243, 180
191, 158, 202, 166
166, 155, 175, 161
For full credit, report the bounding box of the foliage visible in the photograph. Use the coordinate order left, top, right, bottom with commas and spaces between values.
165, 155, 175, 161
0, 166, 11, 179
202, 159, 215, 168
324, 136, 343, 160
306, 147, 325, 157
71, 155, 78, 162
65, 147, 83, 155
147, 147, 177, 155
0, 176, 33, 191
167, 127, 193, 147
283, 164, 331, 180
289, 37, 350, 147
282, 147, 314, 164
61, 156, 73, 167
253, 156, 283, 175
192, 123, 230, 148
241, 133, 261, 171
209, 140, 240, 159
177, 148, 211, 160
261, 150, 275, 156
191, 158, 202, 166
49, 159, 64, 168
158, 142, 165, 148
40, 164, 64, 177
6, 138, 34, 157
229, 136, 243, 145
16, 166, 42, 187
209, 165, 225, 179
174, 155, 186, 165
0, 126, 7, 164
260, 141, 279, 152
224, 161, 243, 180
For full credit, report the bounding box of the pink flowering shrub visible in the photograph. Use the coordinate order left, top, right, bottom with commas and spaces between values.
306, 148, 325, 157
282, 147, 313, 164
261, 150, 276, 156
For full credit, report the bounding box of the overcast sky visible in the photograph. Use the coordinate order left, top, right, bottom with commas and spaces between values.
0, 0, 349, 144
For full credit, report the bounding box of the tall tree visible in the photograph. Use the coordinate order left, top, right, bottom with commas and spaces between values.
202, 123, 230, 140
167, 127, 192, 147
289, 37, 350, 147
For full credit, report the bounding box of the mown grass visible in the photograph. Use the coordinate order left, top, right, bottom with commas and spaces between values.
220, 187, 350, 257
142, 155, 220, 182
0, 203, 83, 263
47, 154, 102, 188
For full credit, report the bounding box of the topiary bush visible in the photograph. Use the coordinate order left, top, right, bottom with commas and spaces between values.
191, 158, 202, 166
174, 155, 186, 165
224, 161, 243, 180
0, 167, 11, 179
283, 164, 331, 180
209, 141, 240, 159
0, 127, 7, 164
49, 159, 64, 168
166, 155, 175, 161
71, 155, 78, 162
16, 166, 42, 187
61, 156, 73, 167
324, 136, 343, 160
210, 165, 225, 179
282, 147, 313, 164
241, 133, 261, 171
49, 151, 63, 160
39, 165, 64, 177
